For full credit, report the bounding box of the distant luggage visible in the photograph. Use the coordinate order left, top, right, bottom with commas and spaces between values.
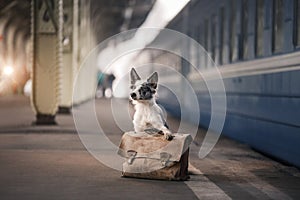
118, 131, 192, 181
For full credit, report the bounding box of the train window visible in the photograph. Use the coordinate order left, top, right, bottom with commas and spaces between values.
256, 0, 264, 57
211, 15, 217, 63
195, 27, 201, 68
295, 0, 300, 47
242, 0, 249, 60
203, 20, 209, 50
220, 7, 225, 65
196, 26, 201, 43
273, 0, 284, 53
190, 28, 198, 69
204, 19, 209, 68
230, 0, 237, 62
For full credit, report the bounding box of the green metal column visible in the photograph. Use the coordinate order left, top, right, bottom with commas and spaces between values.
58, 0, 78, 114
72, 0, 98, 105
31, 0, 63, 124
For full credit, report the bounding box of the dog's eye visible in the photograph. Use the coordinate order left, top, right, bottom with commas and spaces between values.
130, 85, 136, 90
150, 83, 157, 89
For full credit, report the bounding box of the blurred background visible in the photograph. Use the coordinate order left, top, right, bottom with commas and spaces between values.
0, 0, 188, 97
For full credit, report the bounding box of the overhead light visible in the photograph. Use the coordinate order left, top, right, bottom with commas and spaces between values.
63, 37, 70, 46
2, 66, 14, 76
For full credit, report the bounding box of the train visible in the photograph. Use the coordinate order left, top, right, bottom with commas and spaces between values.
132, 0, 300, 168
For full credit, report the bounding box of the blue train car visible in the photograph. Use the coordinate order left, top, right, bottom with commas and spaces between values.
144, 0, 300, 167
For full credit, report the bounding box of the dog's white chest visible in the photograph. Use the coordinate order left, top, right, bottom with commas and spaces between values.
135, 105, 155, 121
133, 102, 164, 131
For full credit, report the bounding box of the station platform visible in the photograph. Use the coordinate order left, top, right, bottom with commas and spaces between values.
0, 95, 299, 200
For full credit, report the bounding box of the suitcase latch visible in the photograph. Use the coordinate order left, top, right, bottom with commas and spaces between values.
160, 152, 171, 166
127, 150, 137, 165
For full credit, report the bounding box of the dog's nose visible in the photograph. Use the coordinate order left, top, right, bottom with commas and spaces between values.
130, 93, 136, 99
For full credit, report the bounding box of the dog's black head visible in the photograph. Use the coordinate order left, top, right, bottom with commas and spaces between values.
130, 68, 158, 101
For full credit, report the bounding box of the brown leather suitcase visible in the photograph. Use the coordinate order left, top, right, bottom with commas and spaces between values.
118, 131, 192, 181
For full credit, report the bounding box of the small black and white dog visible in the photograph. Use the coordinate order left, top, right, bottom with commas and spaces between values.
130, 68, 173, 140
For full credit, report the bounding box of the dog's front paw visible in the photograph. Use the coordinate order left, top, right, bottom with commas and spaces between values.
164, 132, 174, 141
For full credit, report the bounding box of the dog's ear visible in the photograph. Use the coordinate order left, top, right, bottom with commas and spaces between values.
147, 72, 158, 84
130, 68, 141, 84
147, 72, 158, 89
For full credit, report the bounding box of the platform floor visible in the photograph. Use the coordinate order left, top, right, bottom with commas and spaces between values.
0, 95, 299, 200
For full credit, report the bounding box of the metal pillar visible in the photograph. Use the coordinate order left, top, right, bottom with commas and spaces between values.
58, 0, 78, 114
72, 0, 98, 105
31, 0, 63, 125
